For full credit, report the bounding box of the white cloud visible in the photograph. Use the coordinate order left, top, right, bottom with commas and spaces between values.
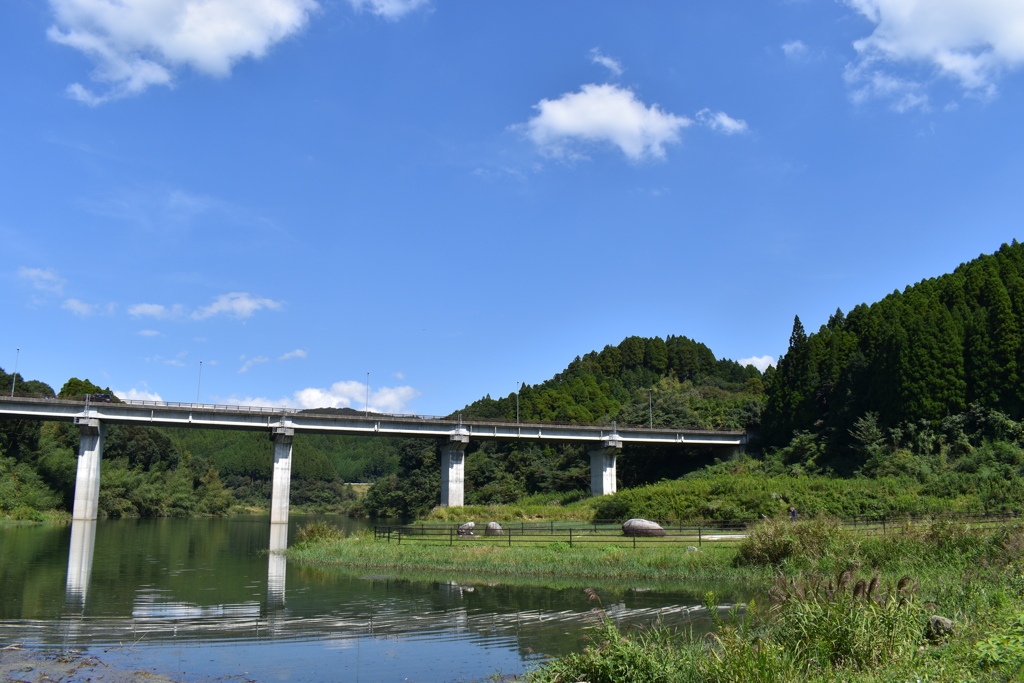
845, 0, 1024, 103
62, 298, 97, 316
128, 303, 185, 319
165, 359, 186, 367
347, 0, 428, 20
279, 349, 307, 360
218, 380, 421, 413
47, 0, 319, 104
138, 329, 161, 336
695, 109, 749, 134
521, 83, 692, 161
782, 40, 808, 59
18, 267, 66, 294
239, 356, 269, 373
739, 355, 776, 372
115, 388, 163, 401
844, 64, 931, 111
393, 371, 405, 380
589, 48, 624, 76
193, 292, 283, 320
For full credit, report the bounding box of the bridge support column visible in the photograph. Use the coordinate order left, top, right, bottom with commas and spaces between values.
270, 428, 294, 524
72, 419, 105, 520
588, 438, 622, 497
440, 435, 469, 507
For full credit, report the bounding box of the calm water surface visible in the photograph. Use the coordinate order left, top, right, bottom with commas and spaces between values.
0, 516, 748, 682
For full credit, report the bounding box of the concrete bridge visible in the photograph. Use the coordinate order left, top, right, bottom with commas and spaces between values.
0, 395, 745, 525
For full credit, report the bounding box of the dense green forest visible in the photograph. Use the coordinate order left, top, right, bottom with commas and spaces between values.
7, 241, 1024, 521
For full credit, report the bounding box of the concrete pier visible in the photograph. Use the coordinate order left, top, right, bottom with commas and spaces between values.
588, 437, 622, 497
270, 428, 294, 524
440, 435, 469, 507
72, 418, 105, 521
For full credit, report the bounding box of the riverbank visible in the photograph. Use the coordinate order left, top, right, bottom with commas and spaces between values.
287, 532, 738, 582
291, 517, 1024, 682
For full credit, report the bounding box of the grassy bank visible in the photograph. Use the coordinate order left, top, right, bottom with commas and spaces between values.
526, 517, 1024, 682
292, 517, 1024, 681
287, 529, 737, 582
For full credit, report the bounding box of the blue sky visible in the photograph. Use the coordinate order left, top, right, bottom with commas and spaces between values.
3, 0, 1024, 415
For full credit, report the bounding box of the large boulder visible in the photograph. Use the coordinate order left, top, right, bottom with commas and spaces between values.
622, 519, 666, 537
457, 522, 476, 536
485, 522, 503, 536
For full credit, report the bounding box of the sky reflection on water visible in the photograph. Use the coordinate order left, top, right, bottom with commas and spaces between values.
0, 516, 745, 682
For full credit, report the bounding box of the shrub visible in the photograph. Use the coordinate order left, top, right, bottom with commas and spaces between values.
294, 521, 345, 545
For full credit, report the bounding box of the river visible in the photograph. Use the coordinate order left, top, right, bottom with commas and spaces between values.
0, 515, 748, 682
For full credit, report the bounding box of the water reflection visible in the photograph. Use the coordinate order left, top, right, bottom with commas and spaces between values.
267, 522, 288, 627
64, 520, 96, 609
2, 516, 753, 682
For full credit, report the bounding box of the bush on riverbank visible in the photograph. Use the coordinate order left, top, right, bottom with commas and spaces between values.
590, 473, 999, 522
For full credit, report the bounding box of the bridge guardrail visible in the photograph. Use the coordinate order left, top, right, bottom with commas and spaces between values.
0, 392, 744, 433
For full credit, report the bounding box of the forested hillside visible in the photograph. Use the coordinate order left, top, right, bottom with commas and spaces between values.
761, 240, 1024, 476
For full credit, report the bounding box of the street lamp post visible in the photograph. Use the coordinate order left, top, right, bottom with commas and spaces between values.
516, 381, 520, 423
10, 348, 19, 397
365, 372, 370, 417
649, 389, 653, 428
196, 360, 203, 404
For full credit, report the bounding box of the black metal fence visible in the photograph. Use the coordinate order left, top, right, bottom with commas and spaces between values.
374, 511, 1024, 549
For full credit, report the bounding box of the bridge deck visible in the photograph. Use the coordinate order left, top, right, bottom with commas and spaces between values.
0, 395, 745, 446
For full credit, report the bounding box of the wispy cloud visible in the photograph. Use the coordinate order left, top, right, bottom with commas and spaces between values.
347, 0, 428, 20
47, 0, 319, 104
128, 303, 186, 319
695, 109, 749, 134
18, 267, 66, 294
279, 349, 307, 360
782, 40, 808, 60
192, 293, 283, 320
138, 329, 160, 336
239, 356, 269, 373
61, 298, 97, 316
128, 293, 282, 322
589, 48, 624, 76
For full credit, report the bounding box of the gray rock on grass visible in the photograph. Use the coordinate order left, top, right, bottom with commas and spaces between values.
622, 518, 666, 537
485, 522, 503, 536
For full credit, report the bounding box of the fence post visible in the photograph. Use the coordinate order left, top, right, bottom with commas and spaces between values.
569, 528, 573, 549
632, 532, 636, 550
698, 525, 702, 547
508, 527, 512, 548
450, 527, 453, 547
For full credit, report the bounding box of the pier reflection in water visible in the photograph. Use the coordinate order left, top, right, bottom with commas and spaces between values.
0, 516, 749, 682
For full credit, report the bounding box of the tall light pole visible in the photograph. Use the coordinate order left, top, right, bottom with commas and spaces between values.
196, 360, 203, 404
365, 371, 370, 416
648, 389, 653, 428
10, 348, 19, 397
516, 381, 520, 423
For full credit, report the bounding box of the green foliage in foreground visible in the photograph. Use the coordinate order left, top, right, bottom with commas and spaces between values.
526, 518, 1024, 683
